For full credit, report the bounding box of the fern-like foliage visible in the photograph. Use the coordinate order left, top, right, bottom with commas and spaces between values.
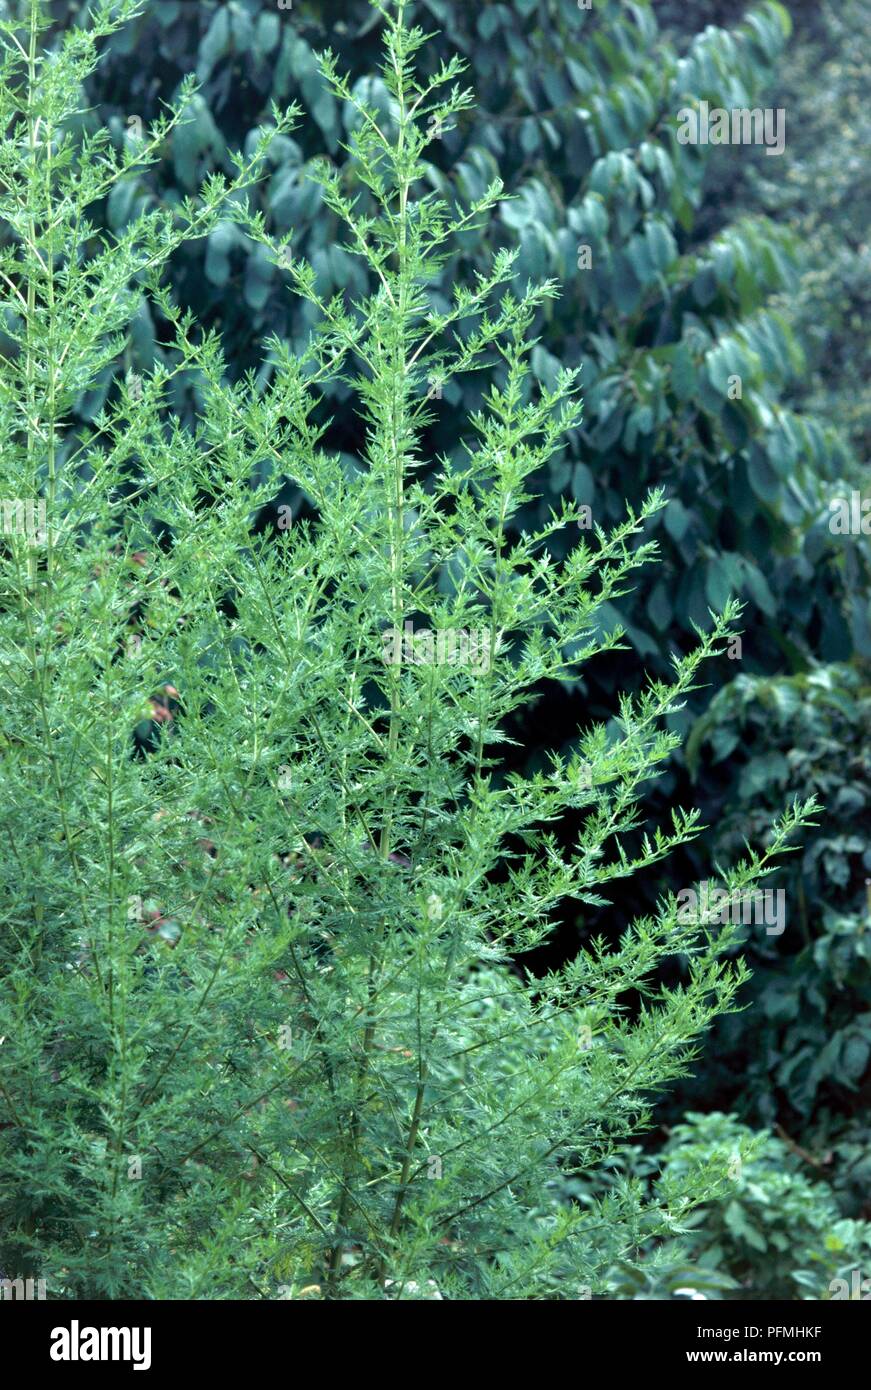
0, 0, 816, 1299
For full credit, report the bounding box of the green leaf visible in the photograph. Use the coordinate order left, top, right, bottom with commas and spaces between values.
205, 221, 236, 287
741, 560, 776, 617
670, 343, 696, 403
747, 446, 780, 505
664, 498, 691, 543
647, 581, 672, 632
198, 8, 230, 83
841, 1035, 871, 1085
705, 557, 733, 612
645, 219, 677, 272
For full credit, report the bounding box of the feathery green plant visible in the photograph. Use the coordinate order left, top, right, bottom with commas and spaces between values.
0, 0, 816, 1299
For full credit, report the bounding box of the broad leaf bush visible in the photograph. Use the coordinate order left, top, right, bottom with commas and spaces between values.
578, 1113, 871, 1300
657, 1114, 871, 1301
679, 668, 871, 1129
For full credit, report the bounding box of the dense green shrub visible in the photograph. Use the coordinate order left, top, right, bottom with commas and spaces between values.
57, 9, 871, 1195
745, 0, 871, 464
656, 1113, 871, 1301
580, 1112, 871, 1300
644, 1, 871, 1210
0, 0, 817, 1298
666, 669, 871, 1165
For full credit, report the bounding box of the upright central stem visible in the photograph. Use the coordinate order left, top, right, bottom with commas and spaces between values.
329, 12, 413, 1293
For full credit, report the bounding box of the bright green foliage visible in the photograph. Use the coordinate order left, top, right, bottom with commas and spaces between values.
582, 1112, 871, 1300
0, 0, 817, 1299
0, 0, 299, 1298
63, 9, 871, 1171
656, 1113, 871, 1301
